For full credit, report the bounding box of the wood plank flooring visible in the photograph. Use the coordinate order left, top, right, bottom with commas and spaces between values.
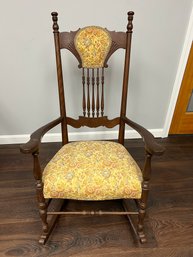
0, 135, 193, 257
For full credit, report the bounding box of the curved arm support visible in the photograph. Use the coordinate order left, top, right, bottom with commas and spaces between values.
20, 117, 63, 154
122, 116, 165, 156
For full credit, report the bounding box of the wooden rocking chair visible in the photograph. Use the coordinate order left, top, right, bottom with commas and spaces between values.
20, 11, 164, 245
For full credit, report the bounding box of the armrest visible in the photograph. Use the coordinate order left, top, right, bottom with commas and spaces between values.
122, 116, 165, 156
20, 117, 63, 154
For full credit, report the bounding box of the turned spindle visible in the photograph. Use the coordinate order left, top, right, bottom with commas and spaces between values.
82, 68, 86, 116
92, 69, 95, 117
87, 69, 90, 117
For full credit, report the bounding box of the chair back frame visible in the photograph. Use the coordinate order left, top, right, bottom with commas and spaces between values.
51, 12, 134, 145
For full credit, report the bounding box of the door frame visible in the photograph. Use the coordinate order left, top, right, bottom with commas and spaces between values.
163, 4, 193, 137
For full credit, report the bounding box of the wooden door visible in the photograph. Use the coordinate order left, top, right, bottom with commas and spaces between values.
169, 42, 193, 134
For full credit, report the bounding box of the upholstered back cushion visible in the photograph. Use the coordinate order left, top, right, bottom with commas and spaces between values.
74, 26, 112, 68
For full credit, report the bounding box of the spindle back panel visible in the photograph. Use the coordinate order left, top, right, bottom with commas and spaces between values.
58, 28, 127, 122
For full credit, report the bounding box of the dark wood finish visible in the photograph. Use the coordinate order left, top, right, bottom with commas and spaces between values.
33, 152, 48, 234
51, 12, 68, 145
81, 67, 106, 118
96, 68, 100, 117
39, 199, 65, 244
82, 68, 86, 117
118, 11, 134, 145
122, 116, 165, 155
59, 30, 82, 66
101, 68, 104, 117
66, 116, 120, 128
86, 69, 90, 117
20, 116, 63, 154
47, 211, 138, 215
19, 11, 165, 246
2, 136, 193, 256
104, 31, 127, 66
137, 153, 152, 243
92, 69, 95, 117
122, 200, 138, 233
59, 30, 127, 68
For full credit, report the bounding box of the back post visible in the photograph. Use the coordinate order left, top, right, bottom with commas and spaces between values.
118, 11, 134, 144
51, 12, 68, 145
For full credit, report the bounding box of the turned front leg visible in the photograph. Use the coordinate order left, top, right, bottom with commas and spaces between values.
137, 152, 152, 243
33, 152, 48, 233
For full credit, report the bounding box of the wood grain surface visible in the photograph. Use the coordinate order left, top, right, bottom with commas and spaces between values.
0, 136, 193, 256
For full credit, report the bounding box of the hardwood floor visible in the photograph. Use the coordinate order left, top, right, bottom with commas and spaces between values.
0, 135, 193, 257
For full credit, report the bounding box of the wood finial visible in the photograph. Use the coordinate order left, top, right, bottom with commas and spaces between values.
127, 11, 134, 33
51, 12, 59, 32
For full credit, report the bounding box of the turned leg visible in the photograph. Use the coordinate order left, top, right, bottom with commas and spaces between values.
33, 152, 67, 244
137, 188, 148, 243
33, 153, 48, 236
137, 152, 152, 243
36, 179, 48, 233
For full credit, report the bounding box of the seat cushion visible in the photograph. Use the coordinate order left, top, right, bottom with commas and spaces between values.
42, 141, 142, 200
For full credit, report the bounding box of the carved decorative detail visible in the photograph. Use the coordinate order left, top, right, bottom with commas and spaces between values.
51, 12, 59, 33
92, 69, 95, 117
82, 68, 86, 116
96, 68, 100, 117
59, 30, 127, 68
59, 30, 82, 66
87, 69, 90, 117
81, 68, 107, 118
137, 152, 151, 243
104, 31, 127, 66
101, 68, 104, 116
127, 11, 134, 33
33, 153, 48, 233
67, 116, 120, 128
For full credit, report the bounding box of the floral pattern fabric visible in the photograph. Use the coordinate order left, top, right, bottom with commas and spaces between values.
42, 141, 142, 200
74, 26, 112, 68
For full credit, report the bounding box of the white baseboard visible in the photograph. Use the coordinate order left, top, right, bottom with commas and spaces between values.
0, 128, 163, 144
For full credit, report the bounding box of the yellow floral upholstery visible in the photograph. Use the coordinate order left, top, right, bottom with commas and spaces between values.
74, 26, 112, 68
42, 141, 142, 200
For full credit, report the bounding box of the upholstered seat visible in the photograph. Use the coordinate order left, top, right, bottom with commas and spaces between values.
43, 141, 142, 200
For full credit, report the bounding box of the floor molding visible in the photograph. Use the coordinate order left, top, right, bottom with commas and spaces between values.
0, 129, 163, 144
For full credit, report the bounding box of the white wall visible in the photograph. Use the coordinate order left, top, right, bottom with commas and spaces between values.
0, 0, 192, 143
